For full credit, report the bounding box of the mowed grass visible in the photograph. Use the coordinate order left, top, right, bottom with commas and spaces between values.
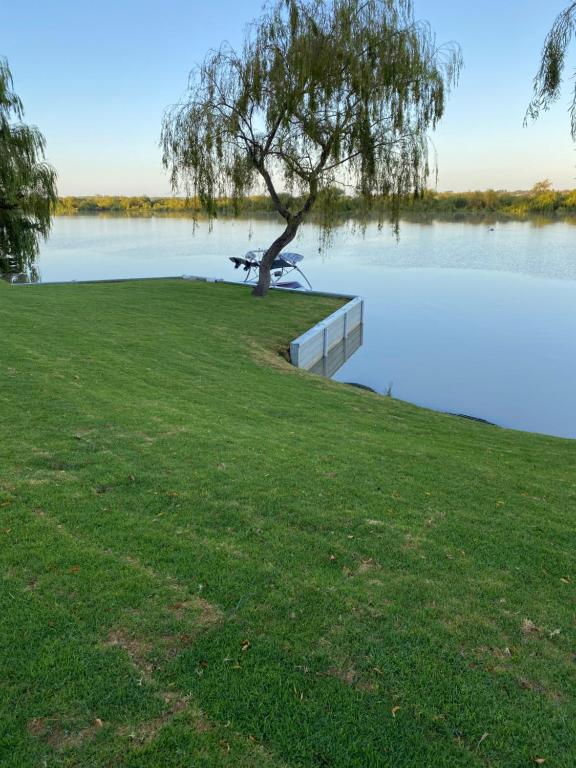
0, 278, 574, 768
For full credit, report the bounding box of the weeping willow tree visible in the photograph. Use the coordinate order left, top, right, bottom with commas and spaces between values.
526, 3, 576, 138
0, 58, 57, 280
162, 0, 461, 296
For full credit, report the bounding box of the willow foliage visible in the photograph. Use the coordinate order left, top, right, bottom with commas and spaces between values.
162, 0, 461, 294
527, 2, 576, 138
0, 58, 57, 279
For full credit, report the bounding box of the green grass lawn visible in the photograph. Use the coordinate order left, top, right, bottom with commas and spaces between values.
1, 278, 574, 767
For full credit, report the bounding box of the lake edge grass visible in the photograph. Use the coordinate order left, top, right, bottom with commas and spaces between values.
1, 278, 574, 767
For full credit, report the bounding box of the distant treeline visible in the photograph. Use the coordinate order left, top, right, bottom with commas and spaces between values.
55, 181, 576, 219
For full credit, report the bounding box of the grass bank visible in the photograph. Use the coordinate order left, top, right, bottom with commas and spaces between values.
1, 279, 574, 767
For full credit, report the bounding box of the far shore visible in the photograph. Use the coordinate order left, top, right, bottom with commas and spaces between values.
54, 187, 576, 223
53, 207, 576, 227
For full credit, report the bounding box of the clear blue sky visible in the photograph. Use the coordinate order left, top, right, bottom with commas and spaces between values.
3, 0, 576, 194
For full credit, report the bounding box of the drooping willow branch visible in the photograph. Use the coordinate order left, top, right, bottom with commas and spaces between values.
161, 0, 461, 295
526, 2, 576, 139
0, 57, 57, 278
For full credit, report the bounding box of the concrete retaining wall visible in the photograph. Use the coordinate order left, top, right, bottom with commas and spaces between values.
289, 296, 364, 371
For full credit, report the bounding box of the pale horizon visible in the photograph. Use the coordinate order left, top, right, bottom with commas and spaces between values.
4, 0, 576, 195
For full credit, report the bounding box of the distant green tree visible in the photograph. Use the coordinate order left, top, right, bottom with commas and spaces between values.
529, 179, 558, 211
0, 58, 57, 279
162, 0, 461, 296
526, 3, 576, 138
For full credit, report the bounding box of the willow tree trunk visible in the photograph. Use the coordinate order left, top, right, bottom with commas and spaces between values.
252, 219, 300, 297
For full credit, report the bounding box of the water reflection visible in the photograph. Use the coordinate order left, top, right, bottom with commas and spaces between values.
308, 324, 364, 378
34, 215, 576, 439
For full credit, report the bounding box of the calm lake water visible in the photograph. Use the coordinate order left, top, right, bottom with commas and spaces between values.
34, 215, 576, 439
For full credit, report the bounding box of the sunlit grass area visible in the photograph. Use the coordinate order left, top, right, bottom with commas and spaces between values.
1, 279, 574, 767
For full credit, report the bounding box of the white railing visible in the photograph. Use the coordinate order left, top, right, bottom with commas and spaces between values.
290, 296, 364, 370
